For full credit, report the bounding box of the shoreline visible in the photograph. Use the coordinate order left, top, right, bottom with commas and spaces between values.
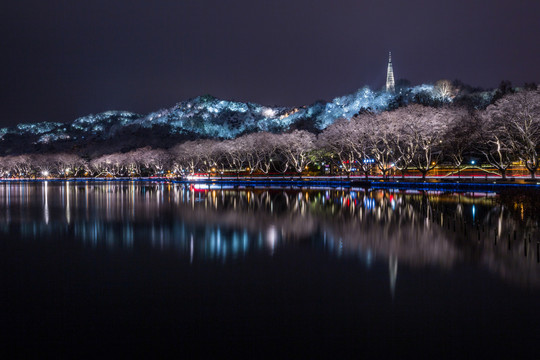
1, 176, 540, 191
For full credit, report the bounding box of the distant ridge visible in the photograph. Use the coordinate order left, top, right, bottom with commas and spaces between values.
0, 84, 493, 157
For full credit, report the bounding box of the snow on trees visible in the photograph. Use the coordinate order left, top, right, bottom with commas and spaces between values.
396, 105, 449, 179
485, 90, 540, 178
234, 132, 279, 175
434, 80, 457, 101
318, 119, 359, 177
1, 88, 538, 180
236, 134, 262, 176
253, 132, 279, 174
90, 153, 125, 177
52, 153, 87, 177
220, 138, 247, 178
30, 153, 88, 177
479, 110, 516, 180
441, 108, 477, 177
368, 112, 400, 179
170, 141, 210, 175
276, 130, 316, 176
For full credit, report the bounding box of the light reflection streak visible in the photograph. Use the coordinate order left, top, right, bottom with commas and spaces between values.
66, 181, 70, 224
266, 225, 278, 255
44, 181, 49, 224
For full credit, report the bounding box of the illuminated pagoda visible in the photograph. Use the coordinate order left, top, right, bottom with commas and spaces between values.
386, 52, 395, 93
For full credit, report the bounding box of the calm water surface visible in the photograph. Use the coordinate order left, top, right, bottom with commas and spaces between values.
1, 181, 539, 357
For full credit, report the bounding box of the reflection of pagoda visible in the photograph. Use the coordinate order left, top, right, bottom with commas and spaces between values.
389, 255, 398, 299
386, 52, 395, 93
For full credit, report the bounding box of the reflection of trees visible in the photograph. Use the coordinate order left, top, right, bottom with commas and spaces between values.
181, 187, 539, 287
175, 188, 321, 240
397, 191, 540, 287
188, 188, 461, 268
0, 183, 538, 288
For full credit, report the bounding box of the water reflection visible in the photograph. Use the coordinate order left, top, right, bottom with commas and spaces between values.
0, 181, 539, 290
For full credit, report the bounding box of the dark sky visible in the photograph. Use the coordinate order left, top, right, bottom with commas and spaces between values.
2, 0, 539, 126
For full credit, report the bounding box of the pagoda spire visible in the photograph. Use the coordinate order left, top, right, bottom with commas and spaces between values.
386, 52, 395, 93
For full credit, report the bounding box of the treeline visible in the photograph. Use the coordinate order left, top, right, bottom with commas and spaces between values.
0, 89, 539, 180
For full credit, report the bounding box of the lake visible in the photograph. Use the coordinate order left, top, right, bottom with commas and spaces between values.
1, 181, 539, 358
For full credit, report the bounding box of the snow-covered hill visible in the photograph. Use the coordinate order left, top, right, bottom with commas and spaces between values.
0, 84, 478, 156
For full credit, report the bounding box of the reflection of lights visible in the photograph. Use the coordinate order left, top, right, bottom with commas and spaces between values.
190, 234, 194, 264
193, 184, 210, 191
43, 181, 49, 224
363, 198, 376, 210
366, 250, 373, 267
266, 225, 278, 253
2, 182, 536, 293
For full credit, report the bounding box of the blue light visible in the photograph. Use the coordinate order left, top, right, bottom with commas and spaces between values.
3, 84, 458, 143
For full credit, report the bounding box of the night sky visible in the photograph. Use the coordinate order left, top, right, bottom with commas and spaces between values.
2, 0, 539, 127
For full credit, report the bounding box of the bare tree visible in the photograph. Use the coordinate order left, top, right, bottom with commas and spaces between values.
90, 153, 124, 177
236, 134, 262, 177
348, 114, 377, 179
399, 105, 448, 179
46, 153, 87, 177
369, 112, 400, 179
486, 90, 540, 178
221, 138, 247, 178
235, 132, 280, 175
7, 155, 36, 177
199, 140, 221, 178
255, 132, 279, 175
478, 111, 516, 180
318, 119, 358, 178
170, 141, 209, 175
382, 107, 419, 179
434, 79, 457, 101
443, 108, 478, 178
276, 130, 316, 177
